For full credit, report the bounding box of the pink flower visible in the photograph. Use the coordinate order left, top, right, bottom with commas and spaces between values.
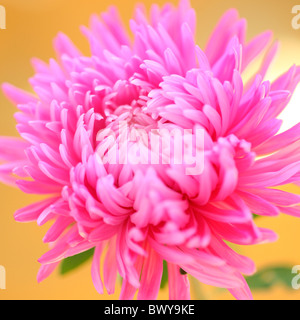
1, 0, 300, 300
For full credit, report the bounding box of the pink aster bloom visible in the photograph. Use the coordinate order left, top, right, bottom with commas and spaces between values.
1, 0, 300, 300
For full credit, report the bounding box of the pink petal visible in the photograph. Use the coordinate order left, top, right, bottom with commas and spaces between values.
168, 263, 191, 300
137, 244, 163, 300
91, 243, 105, 294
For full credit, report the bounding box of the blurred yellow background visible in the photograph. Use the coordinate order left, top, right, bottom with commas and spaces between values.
1, 0, 300, 300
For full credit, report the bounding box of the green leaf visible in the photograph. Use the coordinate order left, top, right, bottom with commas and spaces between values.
59, 248, 95, 275
246, 266, 293, 290
160, 260, 168, 289
252, 214, 261, 220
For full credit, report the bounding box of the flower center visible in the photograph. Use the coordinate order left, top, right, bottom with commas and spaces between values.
100, 80, 156, 132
